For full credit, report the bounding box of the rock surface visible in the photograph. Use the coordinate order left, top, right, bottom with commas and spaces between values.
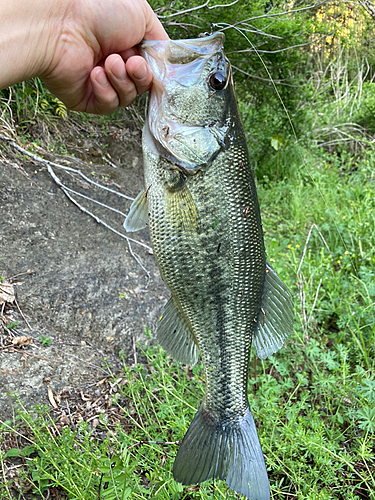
0, 132, 167, 420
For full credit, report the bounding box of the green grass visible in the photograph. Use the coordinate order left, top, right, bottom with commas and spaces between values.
1, 142, 375, 500
1, 321, 374, 500
259, 143, 375, 372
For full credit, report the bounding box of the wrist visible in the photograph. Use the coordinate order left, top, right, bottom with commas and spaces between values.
0, 0, 71, 89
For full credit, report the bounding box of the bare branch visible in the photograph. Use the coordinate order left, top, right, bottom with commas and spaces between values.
0, 133, 154, 285
157, 0, 239, 19
357, 0, 375, 20
231, 64, 298, 86
14, 298, 32, 331
54, 185, 128, 218
157, 0, 210, 19
0, 133, 133, 201
225, 30, 337, 55
217, 2, 327, 27
297, 224, 332, 341
207, 0, 239, 9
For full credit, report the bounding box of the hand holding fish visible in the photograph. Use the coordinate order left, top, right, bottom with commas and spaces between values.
0, 0, 168, 114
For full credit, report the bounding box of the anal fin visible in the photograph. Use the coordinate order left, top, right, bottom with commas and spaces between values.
156, 298, 198, 366
253, 262, 294, 359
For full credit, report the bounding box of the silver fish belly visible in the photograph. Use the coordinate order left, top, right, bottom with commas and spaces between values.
124, 32, 293, 500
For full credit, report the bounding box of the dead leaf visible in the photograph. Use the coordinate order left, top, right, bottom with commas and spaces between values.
59, 414, 70, 426
0, 282, 15, 305
12, 336, 32, 347
48, 386, 58, 408
80, 391, 91, 401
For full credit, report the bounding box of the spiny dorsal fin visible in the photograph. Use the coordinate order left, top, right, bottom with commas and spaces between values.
253, 262, 294, 359
156, 297, 198, 366
124, 189, 148, 232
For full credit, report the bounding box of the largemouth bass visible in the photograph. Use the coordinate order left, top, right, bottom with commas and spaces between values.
124, 32, 293, 500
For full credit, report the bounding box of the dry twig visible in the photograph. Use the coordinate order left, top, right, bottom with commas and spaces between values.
0, 133, 153, 285
297, 224, 332, 342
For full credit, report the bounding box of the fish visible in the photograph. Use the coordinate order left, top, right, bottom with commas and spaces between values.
124, 32, 293, 500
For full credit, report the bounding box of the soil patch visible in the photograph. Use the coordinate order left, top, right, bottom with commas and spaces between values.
0, 118, 168, 420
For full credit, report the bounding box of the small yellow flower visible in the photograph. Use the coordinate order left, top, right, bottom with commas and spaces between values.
342, 216, 346, 219
344, 251, 349, 255
296, 244, 300, 248
288, 245, 292, 249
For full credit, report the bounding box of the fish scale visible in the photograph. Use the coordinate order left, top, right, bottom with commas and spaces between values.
124, 32, 294, 500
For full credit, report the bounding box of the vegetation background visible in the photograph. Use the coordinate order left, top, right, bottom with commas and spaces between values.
0, 1, 374, 499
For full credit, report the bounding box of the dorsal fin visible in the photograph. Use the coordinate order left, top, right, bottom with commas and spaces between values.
253, 262, 294, 359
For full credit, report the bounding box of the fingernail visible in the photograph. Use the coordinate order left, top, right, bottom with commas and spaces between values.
110, 58, 126, 80
95, 69, 108, 86
133, 61, 147, 80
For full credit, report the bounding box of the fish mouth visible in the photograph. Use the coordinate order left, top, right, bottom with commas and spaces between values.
140, 33, 231, 172
140, 32, 225, 66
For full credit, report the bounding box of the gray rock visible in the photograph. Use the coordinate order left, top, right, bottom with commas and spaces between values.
0, 146, 167, 420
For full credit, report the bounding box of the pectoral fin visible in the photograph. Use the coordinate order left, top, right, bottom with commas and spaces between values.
253, 262, 294, 359
165, 186, 199, 233
124, 189, 148, 232
157, 297, 198, 366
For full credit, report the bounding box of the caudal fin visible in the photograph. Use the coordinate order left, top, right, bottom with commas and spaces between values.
173, 405, 270, 500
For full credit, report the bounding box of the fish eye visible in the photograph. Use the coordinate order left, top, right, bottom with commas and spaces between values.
209, 72, 226, 91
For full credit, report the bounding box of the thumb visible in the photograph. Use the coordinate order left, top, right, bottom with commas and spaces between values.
142, 2, 169, 41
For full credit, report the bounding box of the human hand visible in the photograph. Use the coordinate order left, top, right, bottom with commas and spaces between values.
41, 0, 168, 114
0, 0, 168, 115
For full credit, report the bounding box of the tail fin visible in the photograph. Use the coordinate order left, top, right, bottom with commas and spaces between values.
173, 405, 270, 500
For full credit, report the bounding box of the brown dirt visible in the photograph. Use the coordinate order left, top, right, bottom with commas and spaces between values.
0, 116, 168, 421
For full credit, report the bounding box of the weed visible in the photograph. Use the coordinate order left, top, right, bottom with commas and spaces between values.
39, 336, 52, 346
1, 322, 374, 500
5, 321, 19, 330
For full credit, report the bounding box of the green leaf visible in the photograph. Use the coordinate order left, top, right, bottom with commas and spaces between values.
6, 321, 19, 329
21, 446, 35, 456
4, 448, 21, 458
356, 406, 375, 433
